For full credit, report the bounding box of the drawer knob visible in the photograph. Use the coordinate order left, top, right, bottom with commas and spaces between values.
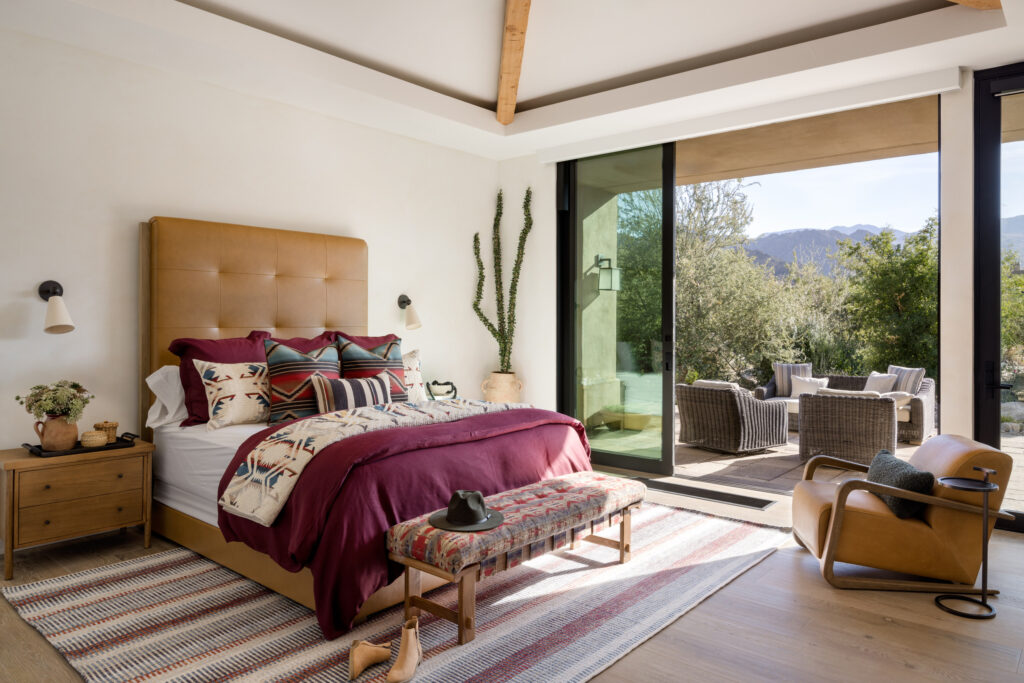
43, 520, 50, 525
117, 473, 124, 479
117, 507, 123, 512
43, 484, 51, 490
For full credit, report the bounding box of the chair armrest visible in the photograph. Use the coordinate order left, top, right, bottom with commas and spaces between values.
754, 377, 777, 400
803, 455, 869, 480
834, 479, 1016, 521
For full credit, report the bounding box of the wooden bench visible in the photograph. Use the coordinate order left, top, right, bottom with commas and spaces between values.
386, 471, 646, 644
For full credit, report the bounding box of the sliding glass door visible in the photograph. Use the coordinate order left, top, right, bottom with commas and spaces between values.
557, 144, 675, 475
975, 62, 1024, 531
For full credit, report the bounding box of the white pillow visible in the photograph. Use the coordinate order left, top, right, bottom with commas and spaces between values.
192, 360, 271, 431
864, 371, 898, 393
790, 375, 828, 397
882, 391, 915, 409
817, 387, 882, 398
692, 379, 741, 391
146, 365, 188, 428
402, 349, 430, 403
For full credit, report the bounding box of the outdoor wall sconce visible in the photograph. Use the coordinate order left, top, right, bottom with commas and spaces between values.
39, 280, 75, 334
595, 255, 622, 292
397, 294, 422, 330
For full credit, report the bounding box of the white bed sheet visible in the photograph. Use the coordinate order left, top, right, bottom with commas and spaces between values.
153, 422, 268, 526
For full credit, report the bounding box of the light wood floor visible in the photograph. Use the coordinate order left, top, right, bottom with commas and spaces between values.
2, 525, 1022, 681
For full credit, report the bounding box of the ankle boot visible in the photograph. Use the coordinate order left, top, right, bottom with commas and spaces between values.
348, 639, 392, 680
386, 618, 422, 683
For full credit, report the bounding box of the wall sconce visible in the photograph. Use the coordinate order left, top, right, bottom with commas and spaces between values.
39, 280, 75, 334
397, 294, 422, 330
595, 255, 622, 292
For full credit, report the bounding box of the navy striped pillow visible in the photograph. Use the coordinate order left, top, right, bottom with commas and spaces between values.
311, 373, 392, 413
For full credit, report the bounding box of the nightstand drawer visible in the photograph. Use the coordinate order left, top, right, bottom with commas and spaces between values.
17, 490, 143, 546
19, 456, 143, 507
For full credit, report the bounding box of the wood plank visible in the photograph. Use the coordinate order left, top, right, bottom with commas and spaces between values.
496, 0, 531, 125
948, 0, 1001, 9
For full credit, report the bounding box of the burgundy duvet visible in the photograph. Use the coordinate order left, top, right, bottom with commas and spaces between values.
217, 408, 591, 639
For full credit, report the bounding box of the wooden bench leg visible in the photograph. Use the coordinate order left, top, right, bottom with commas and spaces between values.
457, 570, 477, 644
620, 508, 632, 564
404, 567, 422, 620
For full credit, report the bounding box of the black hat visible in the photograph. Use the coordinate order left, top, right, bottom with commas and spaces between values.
429, 490, 504, 532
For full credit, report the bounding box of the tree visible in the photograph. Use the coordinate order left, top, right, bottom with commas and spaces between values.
836, 218, 939, 380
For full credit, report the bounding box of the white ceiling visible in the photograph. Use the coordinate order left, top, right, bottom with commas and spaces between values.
2, 0, 1024, 160
180, 0, 953, 110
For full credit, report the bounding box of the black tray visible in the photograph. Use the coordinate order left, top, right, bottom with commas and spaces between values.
21, 433, 139, 458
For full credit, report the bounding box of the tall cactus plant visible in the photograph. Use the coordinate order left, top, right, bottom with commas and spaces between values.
473, 188, 533, 373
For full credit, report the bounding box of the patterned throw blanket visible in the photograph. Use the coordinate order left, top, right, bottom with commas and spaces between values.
219, 399, 528, 526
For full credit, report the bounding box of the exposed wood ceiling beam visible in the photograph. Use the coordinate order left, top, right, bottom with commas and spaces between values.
947, 0, 1001, 9
496, 0, 531, 125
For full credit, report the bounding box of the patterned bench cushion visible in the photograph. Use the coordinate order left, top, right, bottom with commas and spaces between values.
387, 471, 646, 575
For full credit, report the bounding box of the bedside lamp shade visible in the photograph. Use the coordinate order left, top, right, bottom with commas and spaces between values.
397, 294, 423, 330
39, 280, 75, 334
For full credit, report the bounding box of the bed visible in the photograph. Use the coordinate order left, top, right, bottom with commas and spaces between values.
139, 217, 591, 638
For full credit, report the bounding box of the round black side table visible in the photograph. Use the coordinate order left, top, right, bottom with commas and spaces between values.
934, 466, 999, 620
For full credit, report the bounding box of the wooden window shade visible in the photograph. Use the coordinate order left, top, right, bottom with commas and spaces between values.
675, 96, 939, 186
1003, 92, 1024, 143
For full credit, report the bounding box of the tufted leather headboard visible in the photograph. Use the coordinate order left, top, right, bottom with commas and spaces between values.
139, 216, 368, 437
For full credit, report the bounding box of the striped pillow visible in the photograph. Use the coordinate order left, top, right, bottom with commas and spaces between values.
887, 365, 926, 394
264, 340, 341, 424
311, 373, 392, 413
772, 362, 811, 398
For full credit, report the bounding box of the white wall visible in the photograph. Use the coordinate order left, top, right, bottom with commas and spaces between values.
0, 29, 524, 441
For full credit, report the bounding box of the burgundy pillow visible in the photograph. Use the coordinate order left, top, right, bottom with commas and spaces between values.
169, 330, 271, 426
270, 331, 340, 353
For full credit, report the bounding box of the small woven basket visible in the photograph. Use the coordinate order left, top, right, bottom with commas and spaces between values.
94, 421, 118, 443
81, 431, 108, 448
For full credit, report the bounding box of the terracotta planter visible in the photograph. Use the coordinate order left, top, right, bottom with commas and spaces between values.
34, 415, 78, 451
481, 372, 523, 403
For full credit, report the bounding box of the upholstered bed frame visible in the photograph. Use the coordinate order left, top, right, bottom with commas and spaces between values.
138, 216, 444, 618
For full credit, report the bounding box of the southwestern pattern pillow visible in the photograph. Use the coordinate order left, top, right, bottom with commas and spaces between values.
311, 372, 392, 413
192, 360, 271, 430
264, 340, 341, 424
337, 333, 408, 402
403, 349, 429, 403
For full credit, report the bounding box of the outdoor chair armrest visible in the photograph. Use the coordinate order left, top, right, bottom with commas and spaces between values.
754, 377, 777, 400
833, 479, 1016, 522
803, 455, 870, 480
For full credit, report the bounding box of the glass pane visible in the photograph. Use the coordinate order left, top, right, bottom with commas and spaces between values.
574, 146, 663, 460
999, 91, 1024, 510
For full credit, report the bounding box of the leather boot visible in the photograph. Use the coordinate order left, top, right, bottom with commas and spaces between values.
348, 639, 392, 680
386, 618, 422, 683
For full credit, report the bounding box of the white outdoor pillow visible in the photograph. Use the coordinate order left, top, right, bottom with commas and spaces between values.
817, 388, 883, 398
882, 391, 915, 409
864, 371, 898, 393
790, 375, 829, 397
692, 379, 741, 391
146, 365, 189, 428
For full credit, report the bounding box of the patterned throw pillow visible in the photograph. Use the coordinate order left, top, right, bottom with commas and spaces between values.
192, 360, 270, 430
403, 349, 429, 403
264, 340, 341, 424
887, 365, 926, 394
311, 373, 392, 413
772, 362, 811, 398
337, 333, 408, 402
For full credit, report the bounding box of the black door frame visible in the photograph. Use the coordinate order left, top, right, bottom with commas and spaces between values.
973, 61, 1024, 531
556, 142, 676, 476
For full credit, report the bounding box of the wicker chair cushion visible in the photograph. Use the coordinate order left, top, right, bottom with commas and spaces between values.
387, 471, 646, 575
790, 375, 828, 397
692, 379, 741, 390
772, 362, 811, 398
817, 388, 882, 398
888, 365, 926, 394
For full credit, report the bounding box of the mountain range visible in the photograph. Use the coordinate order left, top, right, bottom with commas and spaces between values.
743, 215, 1024, 276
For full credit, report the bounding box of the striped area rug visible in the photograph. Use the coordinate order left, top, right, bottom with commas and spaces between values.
3, 504, 786, 682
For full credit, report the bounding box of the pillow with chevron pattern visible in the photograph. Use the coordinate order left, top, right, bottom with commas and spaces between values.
337, 333, 408, 402
264, 340, 341, 424
192, 360, 271, 430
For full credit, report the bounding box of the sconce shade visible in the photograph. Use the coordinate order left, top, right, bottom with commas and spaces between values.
404, 303, 422, 330
44, 295, 75, 334
598, 266, 622, 292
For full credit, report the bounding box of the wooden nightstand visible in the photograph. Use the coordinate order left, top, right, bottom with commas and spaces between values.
0, 440, 153, 579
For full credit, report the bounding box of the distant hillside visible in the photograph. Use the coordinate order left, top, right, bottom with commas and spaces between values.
1003, 215, 1024, 254
743, 225, 908, 276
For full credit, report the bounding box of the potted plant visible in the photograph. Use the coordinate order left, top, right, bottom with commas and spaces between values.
15, 380, 93, 451
473, 187, 532, 402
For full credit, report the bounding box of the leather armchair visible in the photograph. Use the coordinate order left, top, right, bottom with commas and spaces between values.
792, 434, 1014, 593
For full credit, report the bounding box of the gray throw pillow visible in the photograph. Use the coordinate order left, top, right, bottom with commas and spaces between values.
866, 450, 935, 519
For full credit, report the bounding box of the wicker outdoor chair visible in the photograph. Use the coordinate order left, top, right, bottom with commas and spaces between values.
676, 383, 788, 455
797, 393, 897, 464
756, 374, 936, 444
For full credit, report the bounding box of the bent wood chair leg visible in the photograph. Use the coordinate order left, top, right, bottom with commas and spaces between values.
820, 554, 999, 595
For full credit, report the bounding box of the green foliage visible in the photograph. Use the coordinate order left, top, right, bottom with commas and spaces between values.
836, 219, 938, 381
15, 380, 92, 423
472, 188, 533, 373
